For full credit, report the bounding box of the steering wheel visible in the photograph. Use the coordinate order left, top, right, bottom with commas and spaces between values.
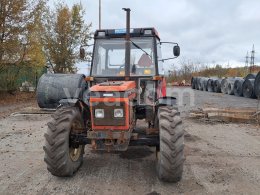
131, 64, 137, 75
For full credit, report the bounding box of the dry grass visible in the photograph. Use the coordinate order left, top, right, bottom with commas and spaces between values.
0, 91, 36, 106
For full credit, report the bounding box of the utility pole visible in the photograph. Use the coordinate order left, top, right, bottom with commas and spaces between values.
245, 51, 249, 67
250, 44, 255, 73
99, 0, 101, 29
245, 51, 249, 74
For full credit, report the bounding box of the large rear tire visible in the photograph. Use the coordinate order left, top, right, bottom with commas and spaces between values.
156, 106, 185, 182
43, 106, 85, 177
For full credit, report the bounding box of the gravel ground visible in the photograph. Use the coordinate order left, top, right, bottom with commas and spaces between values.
0, 88, 259, 194
167, 86, 259, 117
0, 102, 36, 119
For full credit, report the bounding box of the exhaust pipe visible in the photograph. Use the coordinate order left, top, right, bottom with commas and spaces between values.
123, 8, 131, 79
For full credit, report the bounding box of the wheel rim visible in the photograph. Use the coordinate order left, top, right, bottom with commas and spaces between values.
69, 145, 82, 161
156, 150, 160, 160
69, 119, 83, 162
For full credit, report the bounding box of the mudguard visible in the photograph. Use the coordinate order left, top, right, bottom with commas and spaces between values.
59, 99, 79, 107
156, 96, 177, 107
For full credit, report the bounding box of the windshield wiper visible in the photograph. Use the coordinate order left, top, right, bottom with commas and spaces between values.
129, 39, 152, 58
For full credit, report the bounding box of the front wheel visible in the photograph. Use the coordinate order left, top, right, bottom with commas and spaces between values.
43, 106, 85, 177
156, 106, 185, 182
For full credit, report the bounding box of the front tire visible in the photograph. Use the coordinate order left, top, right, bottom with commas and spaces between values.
157, 106, 185, 182
43, 106, 84, 177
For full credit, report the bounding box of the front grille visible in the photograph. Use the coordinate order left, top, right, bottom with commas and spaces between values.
92, 102, 125, 126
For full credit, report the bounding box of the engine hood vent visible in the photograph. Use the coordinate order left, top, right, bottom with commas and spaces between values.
90, 81, 136, 92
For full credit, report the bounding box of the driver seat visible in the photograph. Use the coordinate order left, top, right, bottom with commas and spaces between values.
138, 54, 152, 67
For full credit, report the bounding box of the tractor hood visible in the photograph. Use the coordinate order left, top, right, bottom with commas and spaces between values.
90, 81, 136, 92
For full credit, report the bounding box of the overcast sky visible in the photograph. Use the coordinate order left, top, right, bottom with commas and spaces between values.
58, 0, 260, 71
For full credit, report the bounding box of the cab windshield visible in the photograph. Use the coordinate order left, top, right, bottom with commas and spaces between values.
91, 37, 155, 77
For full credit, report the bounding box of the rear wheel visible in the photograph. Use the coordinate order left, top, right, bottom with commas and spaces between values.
43, 106, 85, 177
156, 106, 185, 182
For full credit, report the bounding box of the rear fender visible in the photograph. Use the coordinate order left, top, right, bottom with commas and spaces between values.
59, 99, 79, 107
154, 96, 178, 129
59, 99, 90, 126
156, 96, 177, 107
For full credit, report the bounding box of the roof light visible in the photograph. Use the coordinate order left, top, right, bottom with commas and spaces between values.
114, 29, 134, 34
97, 31, 106, 36
144, 29, 152, 35
115, 29, 126, 34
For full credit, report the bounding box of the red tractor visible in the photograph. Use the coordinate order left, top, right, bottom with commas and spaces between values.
37, 9, 184, 182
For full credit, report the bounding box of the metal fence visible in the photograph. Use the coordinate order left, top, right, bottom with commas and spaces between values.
0, 65, 47, 92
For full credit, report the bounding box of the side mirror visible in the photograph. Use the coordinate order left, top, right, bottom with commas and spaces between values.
80, 47, 85, 59
173, 45, 180, 57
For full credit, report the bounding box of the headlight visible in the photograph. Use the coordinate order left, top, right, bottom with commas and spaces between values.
114, 109, 124, 118
95, 109, 104, 118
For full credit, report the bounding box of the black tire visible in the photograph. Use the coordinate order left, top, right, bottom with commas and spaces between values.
36, 74, 87, 108
242, 79, 256, 98
255, 71, 260, 98
234, 79, 244, 96
191, 77, 196, 89
156, 106, 185, 182
43, 106, 85, 177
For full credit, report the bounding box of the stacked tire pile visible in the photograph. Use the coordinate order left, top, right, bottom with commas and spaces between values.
191, 71, 260, 99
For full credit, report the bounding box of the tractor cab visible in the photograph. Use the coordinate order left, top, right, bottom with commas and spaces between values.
87, 27, 180, 104
91, 28, 161, 78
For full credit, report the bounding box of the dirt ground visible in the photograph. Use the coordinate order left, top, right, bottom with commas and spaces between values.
0, 88, 259, 194
0, 92, 36, 118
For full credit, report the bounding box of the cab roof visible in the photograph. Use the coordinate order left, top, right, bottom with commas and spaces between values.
94, 28, 160, 40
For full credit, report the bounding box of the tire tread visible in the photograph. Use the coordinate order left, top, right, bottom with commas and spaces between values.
157, 106, 185, 182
